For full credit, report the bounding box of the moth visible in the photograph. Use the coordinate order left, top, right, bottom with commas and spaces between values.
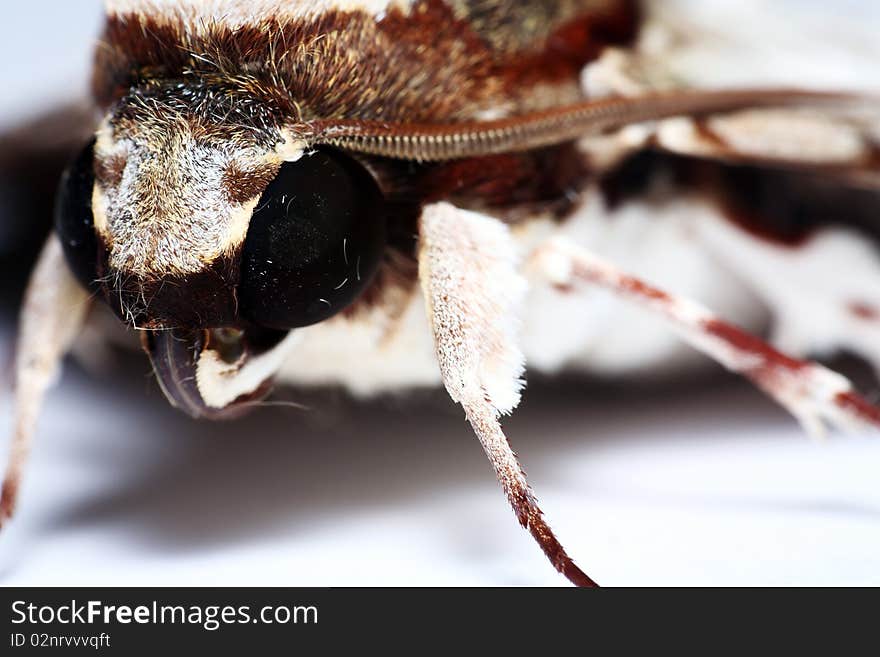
2, 0, 880, 586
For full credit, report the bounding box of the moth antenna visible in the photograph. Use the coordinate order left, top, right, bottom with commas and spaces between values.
418, 202, 597, 587
529, 237, 880, 437
1, 235, 90, 526
309, 88, 866, 161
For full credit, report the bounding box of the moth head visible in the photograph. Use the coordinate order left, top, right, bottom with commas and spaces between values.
54, 85, 386, 417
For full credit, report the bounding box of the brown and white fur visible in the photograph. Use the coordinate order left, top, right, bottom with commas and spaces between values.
3, 0, 880, 586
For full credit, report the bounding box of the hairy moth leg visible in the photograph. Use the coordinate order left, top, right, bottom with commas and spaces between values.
418, 202, 597, 587
1, 235, 90, 525
529, 237, 880, 437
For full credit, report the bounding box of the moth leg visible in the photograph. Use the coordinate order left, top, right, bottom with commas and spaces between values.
694, 218, 880, 380
528, 236, 880, 437
1, 234, 90, 526
419, 202, 597, 587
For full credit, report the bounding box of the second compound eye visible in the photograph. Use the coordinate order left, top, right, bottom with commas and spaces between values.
237, 148, 386, 329
54, 139, 100, 291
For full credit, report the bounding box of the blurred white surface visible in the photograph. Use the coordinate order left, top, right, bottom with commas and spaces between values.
1, 1, 880, 587
2, 356, 880, 586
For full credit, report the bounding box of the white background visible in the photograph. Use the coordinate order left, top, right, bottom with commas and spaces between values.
1, 0, 880, 586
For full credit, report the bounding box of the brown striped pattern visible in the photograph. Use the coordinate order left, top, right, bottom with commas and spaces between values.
93, 0, 640, 122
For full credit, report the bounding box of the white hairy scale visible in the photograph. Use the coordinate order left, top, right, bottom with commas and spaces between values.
95, 137, 259, 277
418, 202, 527, 415
196, 332, 301, 409
93, 122, 306, 280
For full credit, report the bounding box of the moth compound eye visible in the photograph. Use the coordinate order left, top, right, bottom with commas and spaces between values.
54, 139, 100, 291
238, 148, 386, 329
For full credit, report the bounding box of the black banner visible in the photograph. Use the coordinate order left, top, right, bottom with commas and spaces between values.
0, 587, 871, 651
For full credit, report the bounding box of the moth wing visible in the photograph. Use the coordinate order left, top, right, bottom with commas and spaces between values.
579, 1, 880, 182
576, 2, 880, 380
580, 105, 880, 188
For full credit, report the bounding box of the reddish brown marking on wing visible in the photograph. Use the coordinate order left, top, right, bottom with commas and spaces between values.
848, 301, 879, 320
505, 2, 641, 95
702, 318, 807, 372
597, 150, 880, 250
721, 209, 812, 249
552, 282, 575, 294
692, 118, 728, 149
716, 162, 880, 248
416, 143, 590, 215
421, 154, 528, 201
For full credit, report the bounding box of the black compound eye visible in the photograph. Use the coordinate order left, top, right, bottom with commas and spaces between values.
238, 148, 386, 329
54, 139, 100, 291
